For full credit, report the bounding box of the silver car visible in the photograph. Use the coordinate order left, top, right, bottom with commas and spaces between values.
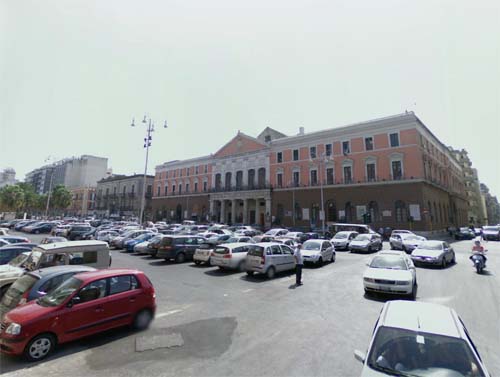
390, 234, 426, 253
245, 242, 296, 279
349, 233, 383, 253
331, 231, 358, 251
411, 241, 456, 268
210, 243, 252, 271
301, 240, 336, 266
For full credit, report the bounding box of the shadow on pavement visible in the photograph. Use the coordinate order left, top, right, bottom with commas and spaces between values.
188, 263, 212, 269
240, 270, 295, 284
204, 268, 242, 277
363, 291, 415, 303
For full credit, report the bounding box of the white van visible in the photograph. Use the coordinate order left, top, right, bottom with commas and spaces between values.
0, 241, 111, 297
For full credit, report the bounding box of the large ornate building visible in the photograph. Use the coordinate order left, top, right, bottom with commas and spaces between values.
152, 112, 469, 231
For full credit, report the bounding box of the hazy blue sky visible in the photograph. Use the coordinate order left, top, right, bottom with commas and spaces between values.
1, 0, 499, 196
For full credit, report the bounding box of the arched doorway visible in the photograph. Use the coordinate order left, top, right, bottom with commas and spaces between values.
367, 201, 379, 223
345, 202, 355, 222
326, 200, 337, 222
176, 204, 182, 221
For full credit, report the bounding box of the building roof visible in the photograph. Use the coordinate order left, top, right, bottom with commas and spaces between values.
97, 174, 154, 184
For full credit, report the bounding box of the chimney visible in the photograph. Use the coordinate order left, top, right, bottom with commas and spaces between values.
298, 126, 305, 136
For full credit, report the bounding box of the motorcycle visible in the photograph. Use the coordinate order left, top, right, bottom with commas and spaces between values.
470, 253, 487, 274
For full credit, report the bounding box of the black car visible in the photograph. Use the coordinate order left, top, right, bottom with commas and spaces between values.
454, 227, 475, 240
0, 246, 33, 265
67, 225, 94, 240
28, 222, 55, 234
156, 235, 206, 263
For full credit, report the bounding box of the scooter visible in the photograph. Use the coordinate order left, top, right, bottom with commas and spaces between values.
470, 253, 487, 274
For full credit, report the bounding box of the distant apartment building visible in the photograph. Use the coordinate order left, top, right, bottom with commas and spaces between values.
448, 148, 487, 225
152, 112, 469, 231
0, 168, 16, 188
67, 187, 97, 217
25, 155, 108, 194
95, 174, 154, 219
480, 183, 500, 225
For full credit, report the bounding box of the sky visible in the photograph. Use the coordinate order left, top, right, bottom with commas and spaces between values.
1, 0, 499, 196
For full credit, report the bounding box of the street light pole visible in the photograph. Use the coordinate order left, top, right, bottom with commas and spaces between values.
310, 153, 328, 233
289, 180, 296, 227
131, 115, 167, 226
44, 157, 55, 219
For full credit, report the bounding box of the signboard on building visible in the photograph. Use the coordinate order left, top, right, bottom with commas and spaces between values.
302, 208, 310, 221
409, 204, 421, 221
338, 210, 345, 219
382, 210, 392, 217
285, 211, 292, 217
356, 206, 366, 221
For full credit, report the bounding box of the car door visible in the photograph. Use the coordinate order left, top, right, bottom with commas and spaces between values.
443, 242, 452, 262
269, 245, 283, 271
405, 257, 416, 283
60, 278, 108, 340
102, 274, 141, 327
279, 245, 295, 270
321, 241, 331, 260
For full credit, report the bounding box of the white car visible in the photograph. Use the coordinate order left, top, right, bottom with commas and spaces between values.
411, 241, 456, 268
193, 242, 216, 265
390, 234, 426, 253
354, 300, 491, 376
264, 228, 289, 237
389, 230, 415, 246
0, 228, 9, 236
223, 236, 255, 244
363, 253, 417, 299
301, 240, 336, 266
331, 231, 359, 251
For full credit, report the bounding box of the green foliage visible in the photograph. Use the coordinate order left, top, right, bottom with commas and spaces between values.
51, 185, 72, 210
0, 185, 25, 212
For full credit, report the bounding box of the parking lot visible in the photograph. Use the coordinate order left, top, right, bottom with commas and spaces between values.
1, 232, 499, 377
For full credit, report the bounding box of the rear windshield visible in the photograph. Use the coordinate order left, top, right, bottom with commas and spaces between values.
483, 226, 499, 231
247, 245, 264, 257
198, 243, 215, 249
3, 274, 39, 302
160, 237, 174, 246
214, 247, 229, 255
72, 226, 91, 232
334, 233, 348, 239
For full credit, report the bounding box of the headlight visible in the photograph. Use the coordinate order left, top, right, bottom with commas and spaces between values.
5, 323, 21, 335
363, 277, 375, 283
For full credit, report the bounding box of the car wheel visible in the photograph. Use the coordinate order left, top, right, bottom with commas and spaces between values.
451, 253, 456, 264
246, 271, 254, 276
206, 258, 211, 267
35, 230, 40, 234
24, 333, 56, 362
410, 283, 417, 300
317, 257, 323, 267
175, 253, 186, 263
133, 309, 153, 330
238, 261, 246, 272
441, 258, 446, 268
390, 243, 394, 250
194, 260, 201, 265
330, 253, 335, 263
266, 267, 276, 279
368, 245, 373, 253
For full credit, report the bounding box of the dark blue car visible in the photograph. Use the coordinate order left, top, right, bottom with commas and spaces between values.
28, 223, 54, 234
124, 232, 156, 252
0, 246, 33, 265
0, 265, 96, 318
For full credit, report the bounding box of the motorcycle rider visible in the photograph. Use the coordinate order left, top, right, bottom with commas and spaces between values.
470, 239, 487, 266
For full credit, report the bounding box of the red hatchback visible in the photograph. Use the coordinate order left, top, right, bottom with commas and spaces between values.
0, 269, 156, 361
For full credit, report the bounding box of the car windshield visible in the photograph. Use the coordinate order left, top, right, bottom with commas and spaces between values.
483, 226, 499, 231
370, 256, 407, 270
247, 245, 264, 257
354, 235, 370, 241
418, 242, 443, 250
367, 326, 486, 377
460, 227, 470, 232
303, 242, 321, 250
334, 233, 348, 239
403, 235, 420, 241
8, 253, 29, 266
226, 237, 239, 243
21, 251, 42, 270
37, 277, 82, 307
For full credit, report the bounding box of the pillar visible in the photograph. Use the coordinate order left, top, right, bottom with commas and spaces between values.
255, 198, 261, 226
220, 200, 226, 224
209, 200, 215, 220
243, 199, 248, 224
265, 198, 272, 225
232, 199, 237, 224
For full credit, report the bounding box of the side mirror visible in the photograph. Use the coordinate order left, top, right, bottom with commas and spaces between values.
67, 296, 81, 308
354, 350, 366, 363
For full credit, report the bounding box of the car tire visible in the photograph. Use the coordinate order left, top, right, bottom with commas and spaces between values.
194, 260, 201, 265
266, 267, 276, 279
238, 261, 246, 272
35, 230, 40, 234
206, 258, 211, 267
317, 257, 323, 267
451, 253, 456, 264
441, 258, 446, 268
133, 309, 153, 330
246, 271, 254, 276
175, 253, 186, 263
410, 283, 417, 300
24, 333, 56, 362
330, 253, 335, 263
390, 243, 394, 250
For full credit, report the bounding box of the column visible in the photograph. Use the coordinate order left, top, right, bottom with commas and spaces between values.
243, 199, 248, 224
220, 200, 226, 224
265, 198, 271, 221
209, 199, 214, 220
231, 199, 237, 224
255, 198, 260, 226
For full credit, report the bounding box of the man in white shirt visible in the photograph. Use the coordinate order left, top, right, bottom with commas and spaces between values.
294, 243, 304, 286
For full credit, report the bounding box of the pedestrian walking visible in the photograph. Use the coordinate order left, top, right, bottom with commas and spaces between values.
294, 243, 304, 286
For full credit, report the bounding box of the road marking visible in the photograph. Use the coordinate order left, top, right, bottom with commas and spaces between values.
156, 309, 183, 318
242, 288, 254, 293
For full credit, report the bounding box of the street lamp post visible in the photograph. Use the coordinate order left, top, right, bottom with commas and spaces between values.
310, 153, 330, 233
44, 157, 55, 219
288, 180, 296, 226
131, 115, 167, 226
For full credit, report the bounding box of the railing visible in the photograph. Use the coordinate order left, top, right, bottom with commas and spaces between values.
208, 183, 272, 193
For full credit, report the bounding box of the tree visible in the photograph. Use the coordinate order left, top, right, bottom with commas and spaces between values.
0, 185, 25, 212
50, 185, 72, 212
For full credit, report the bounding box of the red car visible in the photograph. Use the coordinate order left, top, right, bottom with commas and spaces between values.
0, 269, 156, 361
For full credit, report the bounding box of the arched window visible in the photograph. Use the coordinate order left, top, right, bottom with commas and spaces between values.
276, 204, 284, 225
215, 174, 222, 190
368, 201, 379, 223
248, 169, 255, 189
258, 168, 266, 188
225, 172, 232, 190
345, 202, 355, 222
294, 202, 302, 220
326, 200, 337, 222
395, 200, 407, 223
236, 171, 243, 189
433, 202, 438, 224
311, 203, 320, 225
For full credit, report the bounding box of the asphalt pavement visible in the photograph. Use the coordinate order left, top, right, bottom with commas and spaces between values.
1, 232, 499, 377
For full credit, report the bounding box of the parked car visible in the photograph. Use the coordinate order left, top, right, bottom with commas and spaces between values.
301, 240, 335, 266
156, 235, 206, 263
124, 233, 156, 252
223, 236, 255, 244
26, 222, 54, 234
0, 228, 9, 236
354, 300, 490, 377
252, 235, 276, 243
0, 241, 111, 297
482, 225, 500, 241
0, 239, 9, 248
0, 265, 96, 319
0, 236, 29, 244
210, 243, 252, 271
349, 233, 383, 253
363, 252, 417, 299
96, 230, 120, 243
67, 225, 94, 241
0, 268, 156, 361
52, 224, 71, 237
264, 228, 288, 237
14, 220, 38, 232
193, 242, 217, 266
455, 227, 476, 240
6, 220, 24, 229
274, 237, 298, 248
40, 236, 68, 245
390, 234, 427, 253
331, 231, 359, 251
245, 242, 296, 279
144, 235, 167, 257
110, 229, 150, 249
0, 246, 33, 265
411, 240, 456, 268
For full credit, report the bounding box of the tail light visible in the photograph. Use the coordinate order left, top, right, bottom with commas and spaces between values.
223, 253, 232, 259
159, 245, 172, 250
260, 254, 266, 264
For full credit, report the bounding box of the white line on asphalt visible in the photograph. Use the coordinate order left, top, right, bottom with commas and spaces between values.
156, 309, 183, 318
242, 288, 254, 293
